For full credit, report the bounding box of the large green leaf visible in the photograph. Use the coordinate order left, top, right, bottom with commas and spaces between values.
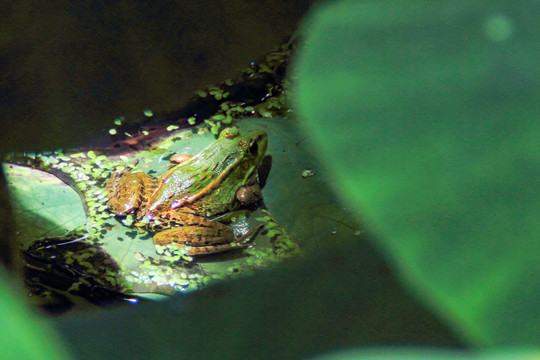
310, 348, 540, 360
0, 270, 71, 359
5, 121, 303, 298
294, 0, 540, 345
3, 164, 87, 247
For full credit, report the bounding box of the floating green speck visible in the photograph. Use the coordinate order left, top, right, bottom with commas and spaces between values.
143, 109, 153, 117
212, 114, 226, 121
167, 125, 179, 132
122, 215, 134, 227
267, 229, 281, 238
259, 63, 272, 73
109, 128, 117, 135
188, 117, 196, 125
113, 118, 122, 126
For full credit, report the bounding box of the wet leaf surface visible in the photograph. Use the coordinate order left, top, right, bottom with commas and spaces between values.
5, 118, 355, 303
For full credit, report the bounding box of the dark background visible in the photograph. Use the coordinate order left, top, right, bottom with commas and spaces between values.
0, 0, 315, 154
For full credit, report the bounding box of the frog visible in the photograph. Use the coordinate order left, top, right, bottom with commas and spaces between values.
106, 128, 268, 256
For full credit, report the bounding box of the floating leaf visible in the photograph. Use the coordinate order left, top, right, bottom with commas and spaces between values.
3, 164, 87, 245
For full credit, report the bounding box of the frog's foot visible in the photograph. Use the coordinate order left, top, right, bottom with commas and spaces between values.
153, 224, 263, 256
236, 183, 262, 204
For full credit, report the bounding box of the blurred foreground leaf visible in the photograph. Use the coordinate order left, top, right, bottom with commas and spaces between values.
311, 348, 540, 360
0, 270, 71, 359
294, 0, 540, 345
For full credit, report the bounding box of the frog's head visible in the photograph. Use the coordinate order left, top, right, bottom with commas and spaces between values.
177, 128, 268, 215
213, 128, 268, 189
219, 127, 267, 168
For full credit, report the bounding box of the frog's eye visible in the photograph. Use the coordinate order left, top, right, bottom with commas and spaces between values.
220, 127, 239, 139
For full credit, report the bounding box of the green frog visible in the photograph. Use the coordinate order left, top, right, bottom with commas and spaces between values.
106, 128, 268, 256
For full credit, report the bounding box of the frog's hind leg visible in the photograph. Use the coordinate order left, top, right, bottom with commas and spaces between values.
154, 222, 234, 246
107, 171, 154, 215
185, 242, 251, 256
154, 226, 246, 256
153, 222, 263, 256
192, 224, 263, 256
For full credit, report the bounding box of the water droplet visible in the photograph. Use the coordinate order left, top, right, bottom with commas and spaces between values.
302, 169, 315, 178
483, 15, 514, 42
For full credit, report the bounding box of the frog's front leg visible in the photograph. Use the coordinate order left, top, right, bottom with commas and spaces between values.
153, 212, 252, 256
236, 183, 262, 204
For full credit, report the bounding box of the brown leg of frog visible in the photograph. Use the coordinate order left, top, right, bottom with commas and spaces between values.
107, 171, 154, 214
154, 223, 233, 245
153, 222, 243, 255
180, 242, 251, 256
153, 223, 263, 256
